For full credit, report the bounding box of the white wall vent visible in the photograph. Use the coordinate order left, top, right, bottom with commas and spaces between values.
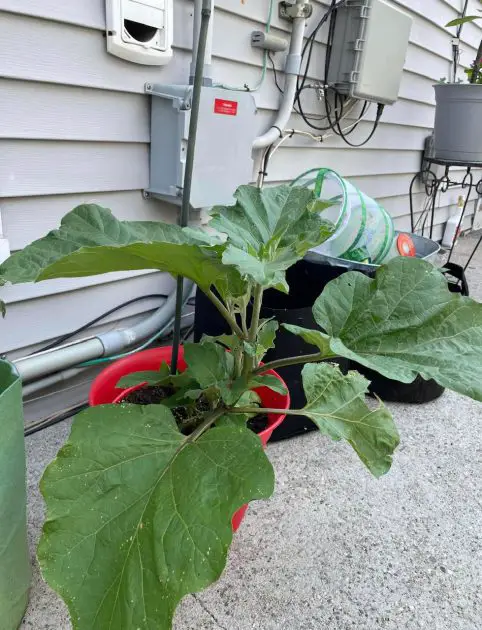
106, 0, 173, 65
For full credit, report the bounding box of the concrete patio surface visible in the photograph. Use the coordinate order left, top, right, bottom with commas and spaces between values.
21, 233, 482, 630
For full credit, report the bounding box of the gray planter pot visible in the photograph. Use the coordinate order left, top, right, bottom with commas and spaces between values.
433, 83, 482, 165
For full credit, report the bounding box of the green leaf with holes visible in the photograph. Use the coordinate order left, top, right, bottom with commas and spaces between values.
117, 363, 171, 389
301, 363, 399, 477
312, 257, 482, 401
0, 204, 244, 297
283, 324, 334, 358
183, 342, 235, 389
210, 185, 333, 290
38, 404, 274, 630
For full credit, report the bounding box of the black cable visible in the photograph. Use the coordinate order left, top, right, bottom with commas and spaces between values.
295, 0, 347, 132
268, 52, 283, 94
335, 103, 385, 147
24, 402, 88, 437
294, 0, 384, 145
36, 293, 168, 354
181, 324, 195, 343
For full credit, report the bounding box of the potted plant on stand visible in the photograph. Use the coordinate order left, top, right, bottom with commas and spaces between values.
433, 7, 482, 163
1, 184, 482, 630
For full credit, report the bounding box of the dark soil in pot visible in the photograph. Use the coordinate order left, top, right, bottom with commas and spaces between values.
123, 384, 269, 435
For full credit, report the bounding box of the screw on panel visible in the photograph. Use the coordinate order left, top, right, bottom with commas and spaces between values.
143, 191, 151, 199
145, 83, 153, 92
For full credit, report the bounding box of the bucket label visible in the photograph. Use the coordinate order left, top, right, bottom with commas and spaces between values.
214, 99, 238, 116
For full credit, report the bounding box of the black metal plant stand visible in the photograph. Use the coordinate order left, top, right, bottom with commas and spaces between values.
409, 159, 482, 294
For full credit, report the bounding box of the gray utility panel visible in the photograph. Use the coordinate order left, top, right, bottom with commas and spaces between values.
327, 0, 412, 105
146, 84, 257, 209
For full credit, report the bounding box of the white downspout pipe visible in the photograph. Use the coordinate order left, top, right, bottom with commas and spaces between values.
190, 0, 214, 83
253, 0, 308, 150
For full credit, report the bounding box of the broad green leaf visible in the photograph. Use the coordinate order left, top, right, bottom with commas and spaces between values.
217, 391, 261, 428
117, 370, 168, 389
210, 185, 333, 290
313, 257, 482, 401
201, 333, 241, 352
222, 245, 291, 293
256, 320, 279, 362
0, 298, 5, 318
283, 324, 334, 358
38, 404, 274, 630
183, 341, 235, 389
447, 15, 480, 27
249, 374, 288, 395
301, 363, 399, 477
0, 204, 244, 296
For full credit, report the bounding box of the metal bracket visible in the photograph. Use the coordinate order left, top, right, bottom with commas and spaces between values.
144, 83, 192, 110
278, 1, 313, 20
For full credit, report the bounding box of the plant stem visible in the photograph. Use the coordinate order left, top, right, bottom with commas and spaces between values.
234, 346, 243, 378
252, 351, 330, 376
242, 285, 264, 378
471, 38, 482, 84
240, 301, 249, 337
187, 407, 227, 442
231, 407, 303, 416
249, 285, 264, 343
205, 289, 245, 338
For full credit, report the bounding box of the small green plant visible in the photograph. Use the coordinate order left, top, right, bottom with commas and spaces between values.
1, 184, 482, 630
447, 6, 482, 83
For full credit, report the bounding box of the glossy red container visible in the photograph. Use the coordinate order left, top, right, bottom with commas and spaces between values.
89, 346, 289, 530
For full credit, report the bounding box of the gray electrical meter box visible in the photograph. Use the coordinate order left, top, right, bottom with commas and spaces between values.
327, 0, 412, 105
146, 84, 257, 208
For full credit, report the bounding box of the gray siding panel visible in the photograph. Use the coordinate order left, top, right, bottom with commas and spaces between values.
0, 0, 106, 28
0, 11, 188, 93
0, 79, 150, 142
1, 141, 148, 197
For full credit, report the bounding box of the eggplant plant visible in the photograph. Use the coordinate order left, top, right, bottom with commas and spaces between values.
1, 184, 482, 630
447, 8, 482, 83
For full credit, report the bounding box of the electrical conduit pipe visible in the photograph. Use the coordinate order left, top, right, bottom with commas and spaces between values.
13, 280, 193, 384
252, 0, 309, 150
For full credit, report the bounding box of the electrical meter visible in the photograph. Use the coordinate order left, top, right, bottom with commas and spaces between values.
106, 0, 173, 65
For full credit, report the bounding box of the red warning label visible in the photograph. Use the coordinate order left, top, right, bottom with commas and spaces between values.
214, 98, 238, 116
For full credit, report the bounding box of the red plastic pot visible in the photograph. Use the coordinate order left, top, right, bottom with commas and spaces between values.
89, 346, 290, 531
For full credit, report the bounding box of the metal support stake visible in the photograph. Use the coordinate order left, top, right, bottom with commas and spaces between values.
171, 0, 212, 375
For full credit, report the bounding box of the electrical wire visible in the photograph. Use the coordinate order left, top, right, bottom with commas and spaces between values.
333, 102, 385, 147
294, 0, 384, 146
35, 293, 169, 354
24, 402, 89, 437
23, 318, 196, 437
214, 0, 275, 92
24, 377, 94, 405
